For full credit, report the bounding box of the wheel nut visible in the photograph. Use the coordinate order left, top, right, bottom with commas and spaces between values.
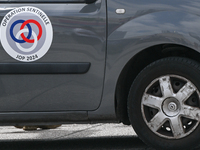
168, 102, 177, 111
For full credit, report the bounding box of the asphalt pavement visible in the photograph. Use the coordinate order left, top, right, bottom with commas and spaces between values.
0, 123, 155, 150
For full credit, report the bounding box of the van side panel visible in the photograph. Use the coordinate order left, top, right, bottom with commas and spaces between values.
89, 0, 200, 121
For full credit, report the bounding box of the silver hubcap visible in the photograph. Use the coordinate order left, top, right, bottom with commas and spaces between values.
162, 98, 180, 117
141, 75, 200, 139
168, 102, 177, 111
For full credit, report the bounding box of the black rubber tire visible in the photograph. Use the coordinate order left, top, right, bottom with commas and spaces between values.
128, 57, 200, 150
39, 125, 61, 130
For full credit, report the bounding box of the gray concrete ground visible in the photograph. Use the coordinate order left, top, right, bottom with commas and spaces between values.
0, 123, 155, 150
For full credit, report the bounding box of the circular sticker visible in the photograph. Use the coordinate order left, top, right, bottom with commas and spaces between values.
1, 6, 53, 62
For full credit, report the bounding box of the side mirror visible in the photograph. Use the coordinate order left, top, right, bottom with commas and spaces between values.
85, 0, 97, 4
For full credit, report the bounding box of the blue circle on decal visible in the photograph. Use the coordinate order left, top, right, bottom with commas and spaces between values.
10, 20, 32, 43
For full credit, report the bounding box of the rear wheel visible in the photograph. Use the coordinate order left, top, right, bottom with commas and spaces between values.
39, 125, 61, 129
128, 57, 200, 150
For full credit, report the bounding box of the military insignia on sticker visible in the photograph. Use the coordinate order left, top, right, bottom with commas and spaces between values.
1, 6, 53, 62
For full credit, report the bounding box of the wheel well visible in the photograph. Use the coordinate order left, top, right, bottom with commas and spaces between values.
115, 44, 200, 125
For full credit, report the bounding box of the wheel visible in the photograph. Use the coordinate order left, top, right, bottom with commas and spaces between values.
14, 126, 23, 129
128, 57, 200, 150
39, 125, 61, 129
23, 126, 38, 131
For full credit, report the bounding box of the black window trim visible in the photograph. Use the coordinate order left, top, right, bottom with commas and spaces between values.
0, 0, 97, 4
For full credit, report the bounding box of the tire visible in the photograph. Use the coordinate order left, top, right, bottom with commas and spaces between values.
39, 125, 61, 129
128, 57, 200, 150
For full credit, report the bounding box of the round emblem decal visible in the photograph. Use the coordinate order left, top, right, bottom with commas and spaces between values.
1, 6, 53, 62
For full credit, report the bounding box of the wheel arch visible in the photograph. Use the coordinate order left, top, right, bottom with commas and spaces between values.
115, 44, 200, 125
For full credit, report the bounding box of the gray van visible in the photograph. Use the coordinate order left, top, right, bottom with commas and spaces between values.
0, 0, 200, 150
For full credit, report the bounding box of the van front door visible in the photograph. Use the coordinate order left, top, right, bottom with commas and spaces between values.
0, 0, 106, 111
